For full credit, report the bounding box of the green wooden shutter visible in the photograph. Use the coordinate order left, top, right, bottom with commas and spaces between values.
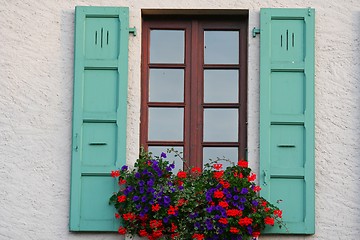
259, 8, 315, 234
70, 6, 130, 231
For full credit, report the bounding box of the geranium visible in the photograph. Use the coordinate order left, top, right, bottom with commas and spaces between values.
110, 149, 283, 240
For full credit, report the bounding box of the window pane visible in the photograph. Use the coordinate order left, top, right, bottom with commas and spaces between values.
150, 30, 184, 63
203, 147, 238, 168
204, 70, 238, 103
148, 108, 184, 141
149, 69, 184, 102
203, 109, 238, 142
204, 31, 239, 64
148, 146, 184, 172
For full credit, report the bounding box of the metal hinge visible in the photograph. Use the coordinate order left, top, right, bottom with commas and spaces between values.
252, 27, 260, 38
129, 27, 137, 36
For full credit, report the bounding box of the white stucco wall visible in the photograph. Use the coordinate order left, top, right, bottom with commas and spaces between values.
1, 0, 360, 239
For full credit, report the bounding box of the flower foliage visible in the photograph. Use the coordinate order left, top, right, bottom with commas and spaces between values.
109, 150, 283, 240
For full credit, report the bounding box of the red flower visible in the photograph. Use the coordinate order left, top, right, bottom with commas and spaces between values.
171, 233, 179, 238
218, 218, 228, 224
123, 212, 136, 221
252, 231, 261, 237
139, 229, 148, 236
218, 201, 229, 208
248, 173, 256, 182
177, 198, 187, 207
152, 204, 160, 212
264, 217, 275, 225
171, 223, 178, 232
226, 209, 242, 217
238, 160, 248, 168
213, 190, 224, 199
118, 179, 126, 185
191, 167, 201, 173
213, 171, 224, 179
253, 186, 261, 192
167, 205, 178, 215
117, 195, 126, 203
264, 207, 270, 212
115, 213, 120, 219
118, 227, 126, 235
219, 180, 230, 189
111, 170, 120, 178
213, 163, 223, 170
230, 227, 239, 233
150, 220, 163, 229
152, 230, 163, 238
192, 233, 205, 240
274, 209, 283, 218
238, 217, 253, 226
261, 201, 267, 207
177, 171, 187, 178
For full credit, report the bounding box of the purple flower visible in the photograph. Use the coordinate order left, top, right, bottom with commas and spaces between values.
163, 217, 169, 223
240, 197, 246, 203
205, 219, 213, 230
241, 188, 248, 194
190, 212, 198, 219
135, 172, 141, 179
161, 152, 167, 158
147, 179, 154, 187
141, 196, 147, 203
252, 200, 258, 206
163, 196, 171, 205
247, 225, 253, 235
169, 163, 175, 169
133, 195, 140, 201
233, 195, 239, 201
194, 222, 201, 229
121, 165, 128, 171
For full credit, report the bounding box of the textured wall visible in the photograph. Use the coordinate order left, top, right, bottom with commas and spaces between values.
1, 0, 360, 239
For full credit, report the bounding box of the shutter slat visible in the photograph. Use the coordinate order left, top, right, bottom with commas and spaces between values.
260, 8, 315, 234
70, 6, 129, 231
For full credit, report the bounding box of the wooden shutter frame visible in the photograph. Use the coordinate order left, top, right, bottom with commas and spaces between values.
259, 8, 315, 234
70, 6, 130, 231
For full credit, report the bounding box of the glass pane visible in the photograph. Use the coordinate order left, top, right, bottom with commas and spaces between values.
148, 146, 184, 172
204, 70, 238, 103
150, 30, 184, 63
148, 108, 184, 141
149, 69, 184, 102
203, 109, 238, 142
203, 147, 238, 169
204, 31, 239, 64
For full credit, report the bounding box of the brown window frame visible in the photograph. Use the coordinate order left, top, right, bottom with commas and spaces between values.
140, 15, 248, 169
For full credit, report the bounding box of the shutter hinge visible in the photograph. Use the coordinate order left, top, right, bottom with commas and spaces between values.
129, 27, 137, 36
252, 27, 260, 38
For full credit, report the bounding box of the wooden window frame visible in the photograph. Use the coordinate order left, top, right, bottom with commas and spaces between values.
141, 15, 248, 168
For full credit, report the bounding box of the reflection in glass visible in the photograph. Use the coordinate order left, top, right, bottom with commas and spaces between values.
148, 108, 184, 141
150, 30, 185, 63
204, 31, 239, 64
148, 146, 184, 172
149, 69, 184, 102
203, 109, 238, 142
204, 70, 238, 103
203, 147, 238, 168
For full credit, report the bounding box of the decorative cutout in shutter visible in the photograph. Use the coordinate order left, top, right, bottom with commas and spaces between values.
259, 8, 315, 234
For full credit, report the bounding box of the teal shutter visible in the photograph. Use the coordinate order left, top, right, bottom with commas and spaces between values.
259, 8, 315, 234
70, 6, 130, 231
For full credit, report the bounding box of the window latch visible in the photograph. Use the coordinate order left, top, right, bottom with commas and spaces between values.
252, 27, 260, 38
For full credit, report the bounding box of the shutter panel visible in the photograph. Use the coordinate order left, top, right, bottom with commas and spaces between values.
70, 6, 129, 231
259, 8, 315, 234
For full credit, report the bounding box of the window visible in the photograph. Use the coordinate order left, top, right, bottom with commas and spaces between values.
140, 15, 248, 169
